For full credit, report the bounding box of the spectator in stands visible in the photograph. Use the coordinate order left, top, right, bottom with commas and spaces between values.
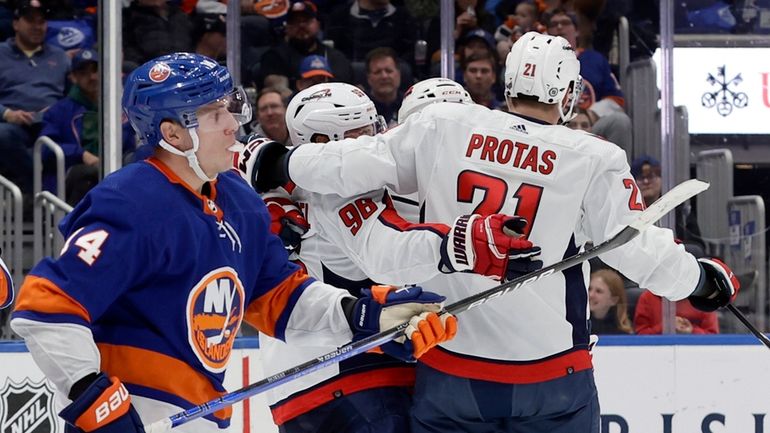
545, 8, 632, 152
426, 0, 495, 66
296, 54, 334, 92
631, 155, 706, 257
589, 269, 633, 334
193, 13, 226, 63
249, 87, 292, 146
566, 107, 593, 132
365, 47, 402, 127
462, 51, 501, 109
259, 0, 352, 90
38, 48, 136, 204
494, 1, 542, 60
635, 290, 719, 334
0, 0, 69, 196
325, 0, 417, 64
123, 0, 193, 66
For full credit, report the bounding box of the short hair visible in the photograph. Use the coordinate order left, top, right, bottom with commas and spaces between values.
543, 8, 579, 27
256, 87, 287, 107
365, 47, 399, 73
461, 51, 496, 72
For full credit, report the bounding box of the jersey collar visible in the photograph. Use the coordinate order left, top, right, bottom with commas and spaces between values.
146, 157, 224, 221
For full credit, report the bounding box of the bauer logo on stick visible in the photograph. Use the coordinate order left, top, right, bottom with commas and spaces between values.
148, 62, 172, 83
186, 267, 245, 373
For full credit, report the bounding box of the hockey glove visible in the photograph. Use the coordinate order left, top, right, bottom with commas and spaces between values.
689, 257, 740, 312
345, 285, 457, 362
233, 133, 290, 193
59, 373, 145, 433
440, 214, 543, 282
263, 189, 310, 255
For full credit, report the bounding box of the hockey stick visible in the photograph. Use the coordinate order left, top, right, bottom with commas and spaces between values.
725, 304, 770, 349
144, 179, 709, 433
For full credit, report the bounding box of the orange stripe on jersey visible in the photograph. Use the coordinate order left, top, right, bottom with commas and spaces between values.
14, 276, 91, 322
0, 269, 9, 306
98, 343, 232, 421
244, 270, 311, 338
419, 347, 593, 384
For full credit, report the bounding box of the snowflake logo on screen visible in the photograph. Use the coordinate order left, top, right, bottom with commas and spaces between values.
701, 65, 748, 117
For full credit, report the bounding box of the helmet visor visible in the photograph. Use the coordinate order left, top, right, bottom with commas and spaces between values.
195, 86, 253, 132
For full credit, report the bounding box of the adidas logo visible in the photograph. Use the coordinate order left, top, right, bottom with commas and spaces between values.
511, 124, 528, 134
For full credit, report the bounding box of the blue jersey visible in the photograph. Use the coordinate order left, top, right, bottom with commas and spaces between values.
11, 157, 344, 428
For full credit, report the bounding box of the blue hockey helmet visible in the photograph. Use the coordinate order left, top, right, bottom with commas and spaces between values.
122, 52, 251, 147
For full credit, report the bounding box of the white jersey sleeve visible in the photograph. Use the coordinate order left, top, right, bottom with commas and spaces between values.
310, 189, 448, 285
579, 142, 701, 300
287, 112, 437, 197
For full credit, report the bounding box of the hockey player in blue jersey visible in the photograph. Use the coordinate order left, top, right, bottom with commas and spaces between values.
10, 52, 457, 433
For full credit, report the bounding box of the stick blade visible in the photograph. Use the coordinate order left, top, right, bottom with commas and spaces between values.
629, 179, 709, 232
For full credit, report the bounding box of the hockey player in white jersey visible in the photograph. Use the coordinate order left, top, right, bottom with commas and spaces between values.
247, 33, 740, 432
393, 77, 473, 221
236, 81, 537, 432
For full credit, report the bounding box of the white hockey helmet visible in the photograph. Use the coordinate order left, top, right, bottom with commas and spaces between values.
397, 77, 473, 124
286, 82, 386, 145
504, 32, 582, 123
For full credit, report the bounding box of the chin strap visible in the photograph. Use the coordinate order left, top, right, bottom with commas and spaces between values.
159, 128, 216, 182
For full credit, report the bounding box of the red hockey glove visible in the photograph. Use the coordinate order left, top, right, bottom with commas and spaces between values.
345, 285, 457, 361
689, 257, 740, 312
233, 133, 289, 193
440, 214, 542, 281
262, 189, 310, 255
59, 373, 145, 433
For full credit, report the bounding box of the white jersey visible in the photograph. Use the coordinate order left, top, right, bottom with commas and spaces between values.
284, 102, 702, 383
258, 184, 448, 423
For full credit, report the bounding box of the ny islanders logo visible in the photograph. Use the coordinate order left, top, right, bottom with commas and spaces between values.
0, 378, 58, 433
186, 267, 245, 373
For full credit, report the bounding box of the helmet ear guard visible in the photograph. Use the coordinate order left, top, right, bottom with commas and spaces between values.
504, 32, 582, 123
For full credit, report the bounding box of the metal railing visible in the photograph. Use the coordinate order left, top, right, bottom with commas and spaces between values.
0, 175, 22, 288
33, 136, 66, 263
34, 192, 73, 264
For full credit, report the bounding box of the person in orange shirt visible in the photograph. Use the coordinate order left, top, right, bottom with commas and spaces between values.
634, 289, 719, 334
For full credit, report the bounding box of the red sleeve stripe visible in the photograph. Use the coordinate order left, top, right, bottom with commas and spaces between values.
244, 270, 312, 338
378, 195, 449, 236
13, 276, 91, 323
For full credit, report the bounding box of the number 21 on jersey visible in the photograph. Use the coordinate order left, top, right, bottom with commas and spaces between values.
456, 170, 543, 238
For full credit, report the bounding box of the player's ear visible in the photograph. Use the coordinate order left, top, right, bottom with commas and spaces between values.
160, 120, 189, 150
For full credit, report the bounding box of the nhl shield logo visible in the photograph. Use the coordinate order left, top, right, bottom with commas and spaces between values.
0, 378, 58, 433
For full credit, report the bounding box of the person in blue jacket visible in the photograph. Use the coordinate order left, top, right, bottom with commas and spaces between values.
39, 48, 136, 203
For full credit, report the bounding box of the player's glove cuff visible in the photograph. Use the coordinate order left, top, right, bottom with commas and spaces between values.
60, 373, 145, 433
689, 257, 740, 312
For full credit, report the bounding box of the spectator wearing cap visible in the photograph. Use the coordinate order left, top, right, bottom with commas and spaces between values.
462, 51, 502, 110
545, 8, 633, 152
122, 0, 193, 66
0, 0, 69, 196
324, 0, 417, 65
38, 48, 136, 204
249, 87, 292, 146
193, 13, 226, 63
630, 155, 705, 257
426, 0, 495, 67
365, 47, 402, 127
259, 0, 352, 91
296, 54, 334, 92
